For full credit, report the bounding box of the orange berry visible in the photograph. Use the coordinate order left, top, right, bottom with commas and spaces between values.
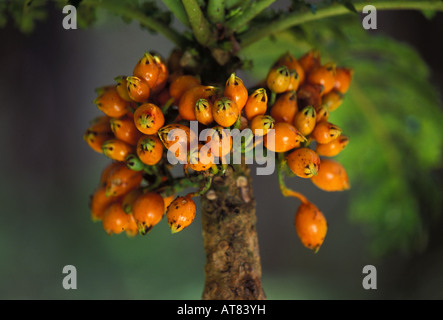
307, 63, 336, 95
158, 123, 196, 148
121, 188, 144, 214
133, 52, 160, 88
244, 88, 268, 121
311, 158, 350, 191
166, 194, 197, 233
83, 130, 113, 154
102, 202, 131, 235
114, 76, 132, 102
163, 194, 176, 212
179, 85, 219, 121
155, 87, 172, 107
90, 187, 121, 221
322, 90, 344, 112
287, 148, 320, 178
311, 121, 342, 144
266, 65, 291, 93
102, 139, 134, 162
136, 134, 164, 165
99, 162, 121, 187
105, 163, 143, 197
195, 98, 214, 126
94, 86, 130, 118
298, 49, 321, 74
334, 67, 353, 94
270, 91, 298, 124
264, 122, 306, 153
188, 144, 214, 172
133, 103, 165, 135
315, 135, 349, 157
212, 96, 239, 127
205, 125, 233, 158
314, 105, 330, 123
88, 115, 112, 133
295, 201, 327, 252
158, 124, 197, 163
277, 52, 305, 84
250, 115, 275, 137
125, 214, 139, 237
133, 192, 165, 235
224, 73, 249, 111
110, 116, 143, 146
286, 70, 301, 91
169, 75, 201, 102
151, 53, 169, 93
126, 76, 151, 102
293, 106, 316, 136
297, 83, 323, 109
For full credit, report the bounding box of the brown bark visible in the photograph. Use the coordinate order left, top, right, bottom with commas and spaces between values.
201, 164, 266, 300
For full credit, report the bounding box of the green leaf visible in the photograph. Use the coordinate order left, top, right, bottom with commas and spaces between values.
240, 17, 443, 257
138, 0, 172, 34
0, 2, 8, 28
9, 0, 48, 34
342, 2, 358, 14
76, 2, 97, 28
289, 0, 316, 13
421, 9, 437, 20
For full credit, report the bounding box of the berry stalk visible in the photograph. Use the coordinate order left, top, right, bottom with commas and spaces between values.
277, 153, 309, 205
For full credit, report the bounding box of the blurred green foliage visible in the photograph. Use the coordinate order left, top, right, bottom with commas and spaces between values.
240, 16, 443, 257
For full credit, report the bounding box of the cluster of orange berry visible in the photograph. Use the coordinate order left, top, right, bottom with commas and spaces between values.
265, 50, 352, 252
83, 48, 352, 252
83, 51, 196, 236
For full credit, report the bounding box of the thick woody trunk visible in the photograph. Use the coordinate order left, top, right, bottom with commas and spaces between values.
200, 164, 266, 300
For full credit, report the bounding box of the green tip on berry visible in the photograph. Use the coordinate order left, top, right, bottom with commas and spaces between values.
195, 98, 209, 111
114, 75, 125, 84
169, 224, 181, 234
277, 65, 290, 77
105, 187, 116, 198
303, 106, 316, 118
138, 223, 153, 236
312, 246, 321, 254
216, 97, 233, 111
138, 114, 154, 129
262, 116, 275, 130
227, 73, 239, 86
101, 141, 114, 155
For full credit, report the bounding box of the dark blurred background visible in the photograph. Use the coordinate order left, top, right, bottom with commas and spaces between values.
0, 3, 442, 299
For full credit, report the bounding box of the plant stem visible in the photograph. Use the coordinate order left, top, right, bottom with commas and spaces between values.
207, 0, 226, 24
277, 153, 308, 204
200, 164, 265, 300
182, 0, 216, 47
190, 176, 214, 197
238, 0, 443, 48
88, 0, 187, 48
226, 0, 247, 10
156, 174, 206, 197
225, 0, 276, 33
269, 91, 276, 107
161, 97, 175, 114
162, 0, 191, 28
